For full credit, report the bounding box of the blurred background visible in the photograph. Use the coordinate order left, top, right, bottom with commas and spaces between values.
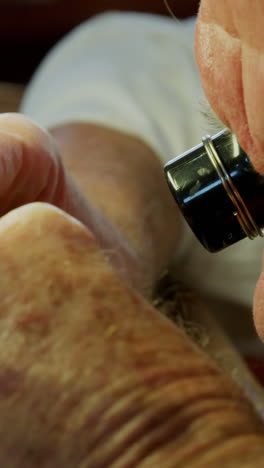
0, 0, 199, 83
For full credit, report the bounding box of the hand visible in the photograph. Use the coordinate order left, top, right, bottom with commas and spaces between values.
0, 112, 143, 292
0, 112, 264, 466
195, 0, 264, 174
1, 202, 264, 467
195, 0, 264, 341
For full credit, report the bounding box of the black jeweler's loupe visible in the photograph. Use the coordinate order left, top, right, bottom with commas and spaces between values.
164, 128, 264, 252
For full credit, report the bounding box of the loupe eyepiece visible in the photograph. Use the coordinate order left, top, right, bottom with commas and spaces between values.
164, 128, 264, 252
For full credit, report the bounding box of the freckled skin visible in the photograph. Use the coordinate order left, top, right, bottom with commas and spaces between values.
0, 203, 264, 467
0, 110, 264, 464
196, 0, 264, 343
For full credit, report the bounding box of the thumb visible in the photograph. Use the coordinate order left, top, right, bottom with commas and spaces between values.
2, 203, 264, 467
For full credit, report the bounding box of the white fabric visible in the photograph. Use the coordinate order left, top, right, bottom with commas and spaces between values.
20, 12, 264, 351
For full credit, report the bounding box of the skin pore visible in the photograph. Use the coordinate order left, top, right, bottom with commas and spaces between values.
195, 0, 264, 343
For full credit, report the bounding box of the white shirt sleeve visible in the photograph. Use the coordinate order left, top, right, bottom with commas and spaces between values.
20, 11, 264, 330
20, 12, 206, 163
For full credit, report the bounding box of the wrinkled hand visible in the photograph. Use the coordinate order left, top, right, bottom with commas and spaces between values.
0, 113, 141, 291
195, 0, 264, 342
195, 0, 264, 173
0, 113, 264, 467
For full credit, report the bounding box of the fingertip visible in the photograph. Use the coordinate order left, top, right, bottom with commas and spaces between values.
0, 201, 88, 234
0, 112, 57, 159
0, 112, 45, 133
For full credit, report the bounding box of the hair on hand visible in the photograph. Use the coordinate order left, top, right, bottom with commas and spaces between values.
199, 99, 226, 133
163, 0, 180, 22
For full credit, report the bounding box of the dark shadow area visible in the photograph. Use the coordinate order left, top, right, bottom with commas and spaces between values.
0, 0, 199, 83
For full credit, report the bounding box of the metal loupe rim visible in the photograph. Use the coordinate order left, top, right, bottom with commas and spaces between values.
202, 134, 263, 240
